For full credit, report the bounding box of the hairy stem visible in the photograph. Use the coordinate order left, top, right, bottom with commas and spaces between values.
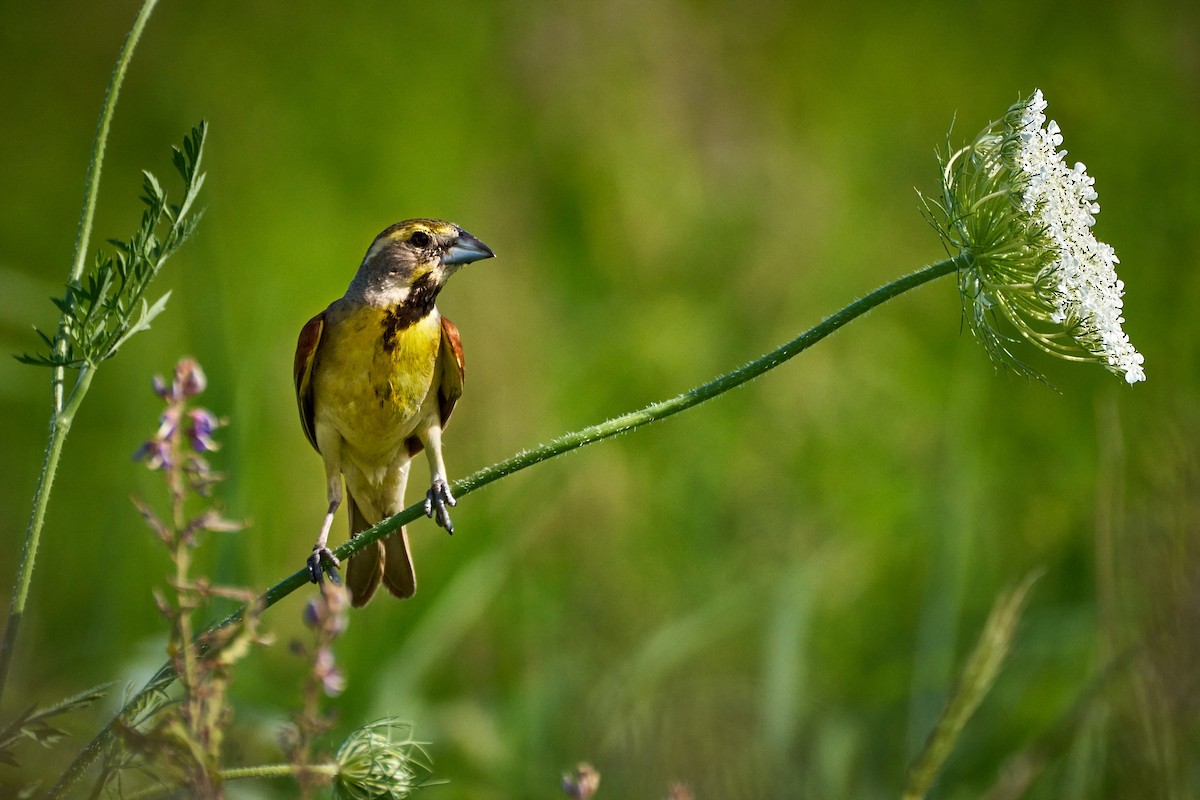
56, 0, 159, 413
52, 255, 965, 798
0, 364, 95, 708
122, 763, 338, 800
0, 0, 160, 713
66, 0, 161, 290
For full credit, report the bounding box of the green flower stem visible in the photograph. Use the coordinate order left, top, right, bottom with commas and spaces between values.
322, 255, 965, 563
52, 255, 964, 798
0, 0, 160, 713
121, 764, 338, 800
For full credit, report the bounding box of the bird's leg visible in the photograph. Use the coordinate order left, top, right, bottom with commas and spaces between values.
421, 424, 456, 534
308, 472, 343, 583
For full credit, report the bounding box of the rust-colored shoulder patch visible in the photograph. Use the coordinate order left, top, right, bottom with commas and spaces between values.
294, 312, 326, 452
438, 316, 465, 428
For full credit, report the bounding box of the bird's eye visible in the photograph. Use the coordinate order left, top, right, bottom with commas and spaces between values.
410, 231, 432, 248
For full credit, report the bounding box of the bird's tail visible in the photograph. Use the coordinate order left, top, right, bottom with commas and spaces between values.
381, 527, 417, 600
344, 494, 417, 606
345, 495, 383, 606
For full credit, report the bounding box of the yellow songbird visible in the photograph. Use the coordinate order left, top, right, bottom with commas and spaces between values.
294, 219, 494, 605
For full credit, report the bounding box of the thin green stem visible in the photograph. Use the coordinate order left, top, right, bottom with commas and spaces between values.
56, 0, 159, 412
0, 365, 95, 710
0, 0, 160, 713
66, 0, 159, 285
65, 0, 162, 285
121, 763, 338, 800
52, 255, 965, 798
221, 763, 338, 781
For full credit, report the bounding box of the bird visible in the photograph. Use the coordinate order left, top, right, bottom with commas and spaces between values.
293, 219, 494, 606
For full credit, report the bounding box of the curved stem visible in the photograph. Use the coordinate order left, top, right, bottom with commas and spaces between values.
56, 0, 159, 413
67, 0, 160, 286
0, 0, 161, 715
51, 255, 964, 798
121, 763, 337, 800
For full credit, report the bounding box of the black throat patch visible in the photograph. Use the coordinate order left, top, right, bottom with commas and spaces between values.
381, 272, 441, 352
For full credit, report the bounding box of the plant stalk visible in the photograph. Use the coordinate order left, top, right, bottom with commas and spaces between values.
0, 365, 95, 707
53, 255, 965, 798
56, 0, 160, 413
0, 0, 160, 713
121, 763, 338, 800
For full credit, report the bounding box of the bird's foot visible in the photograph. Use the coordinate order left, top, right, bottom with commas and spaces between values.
424, 477, 457, 534
308, 546, 341, 584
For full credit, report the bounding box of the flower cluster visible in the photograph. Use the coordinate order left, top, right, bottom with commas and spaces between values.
925, 89, 1145, 383
132, 359, 240, 550
134, 358, 227, 495
1015, 91, 1144, 383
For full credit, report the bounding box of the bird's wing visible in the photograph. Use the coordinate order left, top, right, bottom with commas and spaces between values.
437, 315, 466, 428
294, 311, 326, 452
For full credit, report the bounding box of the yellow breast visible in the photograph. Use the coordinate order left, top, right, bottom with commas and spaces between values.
313, 302, 442, 465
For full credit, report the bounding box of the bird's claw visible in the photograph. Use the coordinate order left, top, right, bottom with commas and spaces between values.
424, 477, 457, 534
308, 546, 341, 584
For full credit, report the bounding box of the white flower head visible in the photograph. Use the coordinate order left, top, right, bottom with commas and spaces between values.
923, 90, 1145, 383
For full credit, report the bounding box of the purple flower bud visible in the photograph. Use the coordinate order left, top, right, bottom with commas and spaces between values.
322, 667, 345, 697
303, 599, 321, 629
156, 408, 181, 443
133, 440, 171, 471
315, 647, 345, 696
187, 408, 221, 452
176, 358, 207, 397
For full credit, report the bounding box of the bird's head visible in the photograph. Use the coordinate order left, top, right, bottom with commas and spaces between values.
349, 218, 494, 307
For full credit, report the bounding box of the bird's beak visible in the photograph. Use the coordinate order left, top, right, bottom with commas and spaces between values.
442, 230, 495, 266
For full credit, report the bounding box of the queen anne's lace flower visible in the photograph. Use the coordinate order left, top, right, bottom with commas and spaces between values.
925, 90, 1145, 383
334, 720, 436, 799
1015, 90, 1144, 382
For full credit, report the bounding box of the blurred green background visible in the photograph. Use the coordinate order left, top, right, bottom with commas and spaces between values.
1, 1, 1197, 797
